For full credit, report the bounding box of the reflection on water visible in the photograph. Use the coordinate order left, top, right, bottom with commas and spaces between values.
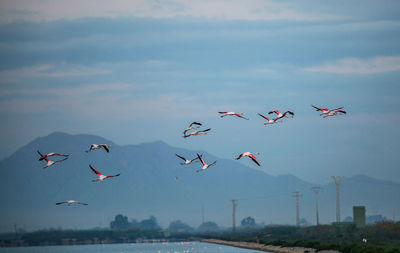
2, 242, 268, 253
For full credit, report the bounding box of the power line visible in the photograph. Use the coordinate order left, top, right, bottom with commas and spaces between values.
236, 192, 293, 201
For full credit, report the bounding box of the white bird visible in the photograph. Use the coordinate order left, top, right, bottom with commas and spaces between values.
37, 151, 69, 168
196, 153, 216, 172
312, 105, 346, 118
56, 200, 88, 206
175, 154, 200, 165
235, 152, 261, 166
257, 113, 281, 125
268, 110, 294, 120
183, 128, 211, 138
86, 144, 112, 153
37, 151, 69, 161
89, 165, 120, 182
183, 122, 202, 135
218, 111, 249, 120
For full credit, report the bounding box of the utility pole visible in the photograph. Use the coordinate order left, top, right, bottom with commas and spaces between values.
293, 192, 301, 226
312, 187, 321, 226
332, 176, 344, 223
232, 200, 237, 232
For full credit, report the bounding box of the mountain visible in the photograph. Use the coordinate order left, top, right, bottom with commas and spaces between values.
0, 132, 399, 232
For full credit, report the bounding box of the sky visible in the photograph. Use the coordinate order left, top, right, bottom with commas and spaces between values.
0, 0, 399, 184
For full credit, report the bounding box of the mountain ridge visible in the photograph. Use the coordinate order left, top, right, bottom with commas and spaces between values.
0, 131, 399, 232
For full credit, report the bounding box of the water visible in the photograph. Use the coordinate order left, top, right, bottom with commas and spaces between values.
1, 242, 268, 253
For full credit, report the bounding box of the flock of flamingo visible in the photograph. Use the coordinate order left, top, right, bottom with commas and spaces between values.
37, 105, 346, 206
176, 105, 346, 172
37, 143, 115, 206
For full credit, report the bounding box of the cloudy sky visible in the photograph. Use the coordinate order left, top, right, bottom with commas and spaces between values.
0, 0, 399, 184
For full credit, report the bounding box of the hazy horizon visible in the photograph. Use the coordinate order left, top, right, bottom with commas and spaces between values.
1, 131, 399, 233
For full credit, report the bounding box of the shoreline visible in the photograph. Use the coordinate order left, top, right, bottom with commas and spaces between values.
202, 239, 339, 253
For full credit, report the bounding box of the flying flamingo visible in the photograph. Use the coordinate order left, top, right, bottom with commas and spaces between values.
235, 152, 261, 166
268, 110, 294, 120
56, 200, 88, 206
196, 153, 216, 172
175, 154, 201, 165
218, 111, 249, 120
37, 151, 69, 168
183, 128, 211, 138
312, 105, 346, 118
89, 165, 120, 182
257, 113, 281, 125
183, 122, 202, 135
37, 151, 68, 161
86, 144, 112, 153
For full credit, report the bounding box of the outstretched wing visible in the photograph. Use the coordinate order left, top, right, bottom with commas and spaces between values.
331, 107, 344, 111
248, 155, 261, 166
197, 153, 206, 166
100, 144, 110, 152
190, 155, 201, 162
208, 161, 217, 167
236, 114, 249, 120
54, 157, 69, 164
48, 153, 69, 158
312, 105, 324, 111
190, 122, 202, 127
56, 202, 66, 205
235, 153, 243, 160
89, 165, 101, 176
107, 174, 120, 178
200, 128, 211, 133
258, 113, 269, 121
175, 154, 187, 161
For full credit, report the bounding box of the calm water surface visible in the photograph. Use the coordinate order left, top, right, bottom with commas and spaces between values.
2, 242, 268, 253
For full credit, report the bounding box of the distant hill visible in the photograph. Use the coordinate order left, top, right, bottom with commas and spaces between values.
0, 132, 399, 232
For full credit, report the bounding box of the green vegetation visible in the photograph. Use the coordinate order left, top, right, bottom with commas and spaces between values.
206, 221, 400, 253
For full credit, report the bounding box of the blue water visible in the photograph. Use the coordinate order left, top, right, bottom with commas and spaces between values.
1, 242, 267, 253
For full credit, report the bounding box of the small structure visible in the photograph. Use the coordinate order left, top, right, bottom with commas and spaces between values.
353, 206, 366, 228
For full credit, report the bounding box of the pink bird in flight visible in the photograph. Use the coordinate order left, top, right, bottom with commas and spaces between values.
183, 128, 211, 138
312, 105, 346, 118
257, 113, 281, 125
219, 111, 249, 120
196, 153, 216, 172
89, 165, 120, 182
37, 150, 69, 168
235, 152, 261, 166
